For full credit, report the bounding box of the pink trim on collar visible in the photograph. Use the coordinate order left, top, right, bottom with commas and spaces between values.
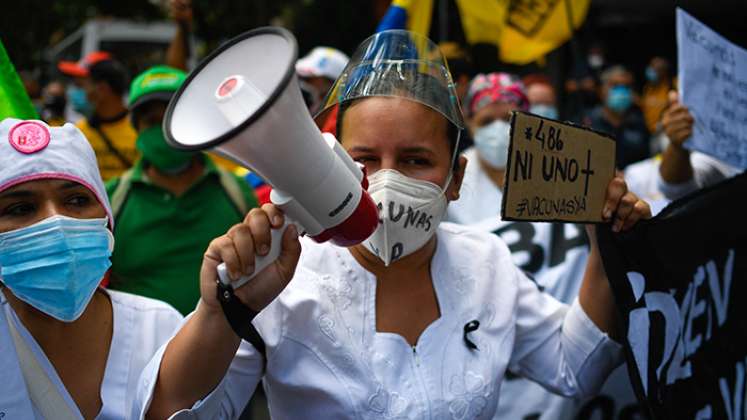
0, 173, 114, 229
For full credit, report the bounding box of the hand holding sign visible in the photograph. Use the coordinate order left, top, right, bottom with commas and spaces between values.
662, 91, 695, 147
502, 111, 618, 223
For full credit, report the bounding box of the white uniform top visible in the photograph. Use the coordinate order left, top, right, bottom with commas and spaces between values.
656, 151, 740, 201
134, 223, 623, 420
447, 149, 639, 419
447, 148, 502, 225
0, 288, 182, 420
624, 156, 670, 216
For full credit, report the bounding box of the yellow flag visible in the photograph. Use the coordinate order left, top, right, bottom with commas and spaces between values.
455, 0, 510, 45
456, 0, 590, 65
392, 0, 435, 36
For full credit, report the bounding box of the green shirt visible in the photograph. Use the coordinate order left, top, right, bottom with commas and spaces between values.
105, 157, 258, 315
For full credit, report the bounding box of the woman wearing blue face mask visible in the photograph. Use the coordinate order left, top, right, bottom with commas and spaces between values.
446, 72, 529, 225
136, 31, 652, 420
0, 118, 183, 419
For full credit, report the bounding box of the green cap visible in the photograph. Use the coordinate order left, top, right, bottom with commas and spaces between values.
128, 65, 186, 112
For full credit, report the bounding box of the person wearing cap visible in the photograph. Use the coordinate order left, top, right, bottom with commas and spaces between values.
447, 72, 528, 225
0, 118, 183, 419
296, 46, 349, 115
58, 52, 138, 181
105, 66, 259, 315
135, 30, 651, 419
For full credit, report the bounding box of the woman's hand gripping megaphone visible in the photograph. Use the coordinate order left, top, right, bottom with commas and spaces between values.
200, 203, 302, 314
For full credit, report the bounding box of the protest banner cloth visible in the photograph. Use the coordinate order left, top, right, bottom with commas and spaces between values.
677, 8, 747, 170
598, 171, 747, 419
502, 111, 616, 223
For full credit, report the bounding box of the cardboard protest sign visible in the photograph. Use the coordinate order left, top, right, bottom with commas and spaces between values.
598, 171, 747, 419
677, 8, 747, 170
501, 111, 616, 223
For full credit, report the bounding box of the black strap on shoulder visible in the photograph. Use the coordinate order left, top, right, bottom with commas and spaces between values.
216, 280, 267, 361
89, 117, 133, 168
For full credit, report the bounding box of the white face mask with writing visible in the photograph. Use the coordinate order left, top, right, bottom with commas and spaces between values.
363, 169, 449, 266
473, 119, 511, 169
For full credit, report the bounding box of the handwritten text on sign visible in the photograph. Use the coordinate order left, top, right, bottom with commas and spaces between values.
501, 112, 616, 223
677, 8, 747, 170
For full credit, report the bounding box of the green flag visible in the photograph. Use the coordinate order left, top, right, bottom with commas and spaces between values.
0, 40, 39, 120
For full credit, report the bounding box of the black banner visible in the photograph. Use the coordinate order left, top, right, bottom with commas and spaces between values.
598, 171, 747, 419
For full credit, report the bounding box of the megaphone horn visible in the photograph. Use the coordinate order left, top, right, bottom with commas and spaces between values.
164, 27, 378, 288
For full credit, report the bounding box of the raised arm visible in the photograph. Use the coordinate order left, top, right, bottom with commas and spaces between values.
165, 0, 192, 71
580, 175, 651, 338
509, 175, 650, 397
145, 204, 301, 419
659, 91, 695, 185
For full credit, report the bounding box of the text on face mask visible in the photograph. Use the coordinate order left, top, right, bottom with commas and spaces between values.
377, 201, 434, 232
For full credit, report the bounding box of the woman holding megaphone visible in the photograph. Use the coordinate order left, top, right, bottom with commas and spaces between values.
139, 30, 651, 419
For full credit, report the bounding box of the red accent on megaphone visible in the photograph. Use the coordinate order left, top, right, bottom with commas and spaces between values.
311, 186, 378, 247
310, 188, 378, 247
218, 77, 239, 97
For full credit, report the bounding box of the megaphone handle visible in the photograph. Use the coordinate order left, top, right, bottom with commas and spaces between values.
216, 220, 294, 290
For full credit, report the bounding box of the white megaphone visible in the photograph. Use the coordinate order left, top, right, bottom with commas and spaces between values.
164, 27, 378, 289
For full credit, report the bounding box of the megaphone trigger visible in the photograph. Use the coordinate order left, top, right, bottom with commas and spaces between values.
216, 219, 300, 290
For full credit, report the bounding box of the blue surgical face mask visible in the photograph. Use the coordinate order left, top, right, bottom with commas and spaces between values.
0, 215, 113, 322
606, 85, 633, 113
67, 85, 92, 116
529, 104, 559, 120
473, 119, 511, 169
645, 66, 659, 83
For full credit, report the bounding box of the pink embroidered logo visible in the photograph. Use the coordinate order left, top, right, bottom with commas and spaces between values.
8, 121, 50, 154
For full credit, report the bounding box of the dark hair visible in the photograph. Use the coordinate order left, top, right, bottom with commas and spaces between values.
446, 57, 474, 82
89, 60, 128, 96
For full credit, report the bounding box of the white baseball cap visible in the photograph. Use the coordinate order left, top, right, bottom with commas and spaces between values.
296, 47, 350, 81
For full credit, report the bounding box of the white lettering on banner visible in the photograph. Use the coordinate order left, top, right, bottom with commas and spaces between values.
708, 249, 735, 327
677, 8, 747, 169
626, 249, 736, 396
628, 305, 651, 394
695, 404, 713, 419
683, 267, 707, 356
719, 358, 747, 420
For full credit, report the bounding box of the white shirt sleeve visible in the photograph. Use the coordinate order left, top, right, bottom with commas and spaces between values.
508, 266, 624, 398
132, 313, 268, 419
657, 151, 738, 200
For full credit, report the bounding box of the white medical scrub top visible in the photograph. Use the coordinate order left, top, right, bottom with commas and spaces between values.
0, 288, 182, 420
135, 223, 623, 420
624, 156, 670, 216
447, 148, 502, 225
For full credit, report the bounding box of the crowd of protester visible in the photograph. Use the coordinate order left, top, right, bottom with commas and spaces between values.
1, 0, 736, 419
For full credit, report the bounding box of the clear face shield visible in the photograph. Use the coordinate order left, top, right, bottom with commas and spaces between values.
315, 30, 465, 162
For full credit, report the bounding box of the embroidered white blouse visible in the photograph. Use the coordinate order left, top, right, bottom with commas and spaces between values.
135, 223, 623, 419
